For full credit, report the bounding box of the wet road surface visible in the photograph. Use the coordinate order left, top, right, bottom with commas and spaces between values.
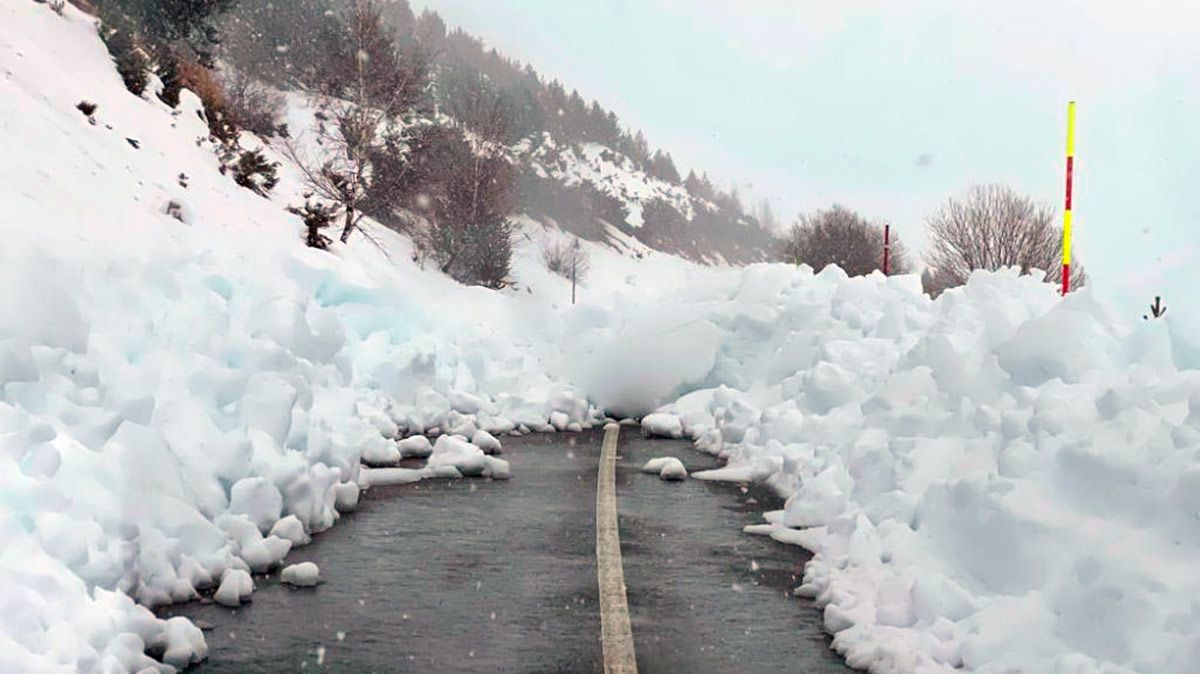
160, 430, 856, 673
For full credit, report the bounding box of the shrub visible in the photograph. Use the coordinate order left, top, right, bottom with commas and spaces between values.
542, 236, 590, 282
288, 201, 337, 250
39, 0, 67, 16
68, 0, 98, 15
102, 27, 150, 96
542, 235, 590, 303
396, 125, 516, 288
96, 0, 235, 66
219, 67, 285, 137
228, 149, 279, 196
76, 101, 98, 125
779, 205, 910, 276
172, 58, 240, 140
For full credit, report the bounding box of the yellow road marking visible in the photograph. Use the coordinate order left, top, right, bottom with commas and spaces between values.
596, 423, 637, 674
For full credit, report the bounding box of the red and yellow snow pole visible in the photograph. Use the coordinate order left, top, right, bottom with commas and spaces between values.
1061, 101, 1076, 295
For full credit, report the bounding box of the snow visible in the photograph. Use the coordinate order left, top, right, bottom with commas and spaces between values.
396, 434, 434, 459
280, 562, 322, 588
523, 136, 698, 229
268, 515, 311, 546
160, 617, 208, 668
2, 3, 1199, 674
657, 458, 688, 481
471, 428, 503, 455
425, 435, 511, 479
642, 413, 684, 438
643, 456, 688, 481
213, 570, 254, 608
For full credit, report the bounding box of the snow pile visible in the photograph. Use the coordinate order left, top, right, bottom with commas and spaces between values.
638, 266, 1200, 673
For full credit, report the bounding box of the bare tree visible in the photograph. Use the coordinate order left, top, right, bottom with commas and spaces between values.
282, 0, 430, 245
542, 235, 590, 303
923, 184, 1085, 297
779, 205, 911, 276
217, 66, 285, 137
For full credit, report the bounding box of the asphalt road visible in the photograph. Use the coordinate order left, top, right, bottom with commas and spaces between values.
160, 430, 856, 673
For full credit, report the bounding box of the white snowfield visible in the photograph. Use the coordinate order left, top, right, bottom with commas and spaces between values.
1, 4, 1199, 674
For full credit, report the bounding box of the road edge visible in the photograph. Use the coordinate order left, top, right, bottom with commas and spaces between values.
596, 423, 638, 674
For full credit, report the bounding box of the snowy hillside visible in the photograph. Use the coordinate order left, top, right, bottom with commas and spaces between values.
524, 136, 695, 227
514, 132, 772, 265
3, 3, 1200, 674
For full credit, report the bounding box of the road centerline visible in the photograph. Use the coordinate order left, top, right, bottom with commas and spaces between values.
596, 423, 638, 674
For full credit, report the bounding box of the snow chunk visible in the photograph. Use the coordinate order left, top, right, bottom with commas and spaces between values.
160, 617, 208, 667
642, 456, 687, 480
268, 515, 311, 547
280, 562, 322, 588
397, 435, 434, 458
642, 413, 684, 438
660, 457, 687, 481
471, 429, 503, 455
213, 569, 254, 607
360, 466, 425, 487
229, 477, 283, 534
426, 435, 511, 479
333, 482, 360, 512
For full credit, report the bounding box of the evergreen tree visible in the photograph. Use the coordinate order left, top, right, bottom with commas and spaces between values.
98, 0, 237, 65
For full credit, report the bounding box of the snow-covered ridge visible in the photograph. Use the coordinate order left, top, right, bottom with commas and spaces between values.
522, 134, 698, 229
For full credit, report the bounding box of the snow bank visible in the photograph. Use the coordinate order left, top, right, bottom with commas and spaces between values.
646, 268, 1200, 673
0, 4, 595, 671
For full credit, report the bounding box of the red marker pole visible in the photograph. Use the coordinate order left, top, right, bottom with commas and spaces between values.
883, 224, 891, 276
1061, 101, 1077, 295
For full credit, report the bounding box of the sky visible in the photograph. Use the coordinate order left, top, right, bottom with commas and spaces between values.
409, 0, 1199, 317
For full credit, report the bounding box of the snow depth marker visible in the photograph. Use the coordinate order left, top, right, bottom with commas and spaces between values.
596, 423, 638, 673
883, 223, 891, 276
1061, 101, 1076, 295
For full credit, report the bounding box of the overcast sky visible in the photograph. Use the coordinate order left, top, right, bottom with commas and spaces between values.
410, 0, 1199, 315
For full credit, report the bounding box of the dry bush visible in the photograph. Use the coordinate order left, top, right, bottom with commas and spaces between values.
923, 184, 1085, 297
173, 59, 240, 142
178, 59, 225, 112
779, 205, 911, 276
101, 25, 150, 96
542, 236, 590, 283
219, 67, 285, 137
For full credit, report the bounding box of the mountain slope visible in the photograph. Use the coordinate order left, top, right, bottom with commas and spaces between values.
221, 0, 779, 265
